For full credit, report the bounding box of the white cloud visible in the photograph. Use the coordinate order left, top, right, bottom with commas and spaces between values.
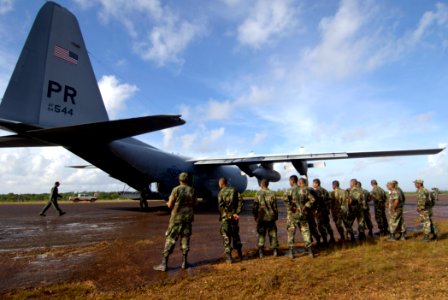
252, 132, 267, 145
161, 128, 176, 149
410, 3, 448, 45
237, 0, 297, 48
181, 133, 197, 150
0, 0, 13, 15
204, 127, 225, 142
139, 17, 202, 65
201, 99, 234, 121
98, 75, 138, 119
237, 85, 272, 104
0, 147, 122, 193
302, 1, 448, 80
76, 0, 204, 66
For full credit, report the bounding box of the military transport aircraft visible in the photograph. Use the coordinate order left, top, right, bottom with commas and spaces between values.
0, 2, 444, 203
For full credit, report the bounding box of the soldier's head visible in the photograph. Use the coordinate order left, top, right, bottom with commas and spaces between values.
298, 178, 307, 187
357, 181, 362, 188
350, 179, 358, 188
178, 172, 189, 184
219, 177, 228, 189
413, 179, 424, 189
371, 179, 378, 187
312, 178, 321, 189
386, 181, 396, 191
260, 179, 269, 189
332, 180, 340, 189
54, 181, 60, 187
289, 175, 298, 187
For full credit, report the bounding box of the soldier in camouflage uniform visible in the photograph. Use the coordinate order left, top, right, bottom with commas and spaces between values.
329, 180, 350, 242
357, 182, 373, 237
414, 179, 437, 242
370, 179, 388, 235
386, 181, 406, 241
347, 179, 366, 241
393, 180, 407, 236
154, 172, 197, 272
283, 176, 315, 258
253, 179, 279, 258
312, 179, 335, 245
218, 177, 243, 263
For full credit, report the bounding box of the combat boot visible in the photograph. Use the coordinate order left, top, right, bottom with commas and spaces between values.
329, 233, 336, 244
321, 235, 328, 247
349, 231, 355, 242
153, 256, 168, 272
307, 247, 314, 258
422, 235, 430, 242
387, 234, 396, 242
237, 247, 243, 260
399, 233, 406, 241
368, 229, 373, 237
358, 231, 366, 241
225, 253, 233, 264
273, 249, 278, 257
285, 249, 293, 259
431, 234, 438, 241
258, 248, 264, 258
181, 253, 191, 269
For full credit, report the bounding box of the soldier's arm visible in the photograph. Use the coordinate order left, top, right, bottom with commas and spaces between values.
305, 192, 315, 208
235, 192, 243, 215
167, 189, 177, 209
283, 191, 292, 210
253, 194, 259, 219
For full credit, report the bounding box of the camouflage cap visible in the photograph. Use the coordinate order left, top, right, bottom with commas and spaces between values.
387, 181, 395, 186
413, 179, 424, 184
179, 172, 189, 181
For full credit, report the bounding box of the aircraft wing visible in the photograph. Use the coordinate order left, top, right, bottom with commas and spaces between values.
191, 148, 445, 165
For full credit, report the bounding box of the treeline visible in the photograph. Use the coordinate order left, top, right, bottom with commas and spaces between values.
0, 191, 125, 202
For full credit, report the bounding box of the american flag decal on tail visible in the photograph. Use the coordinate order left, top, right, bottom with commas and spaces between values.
54, 45, 78, 64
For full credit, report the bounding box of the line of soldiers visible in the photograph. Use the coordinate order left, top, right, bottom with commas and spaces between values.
153, 173, 438, 271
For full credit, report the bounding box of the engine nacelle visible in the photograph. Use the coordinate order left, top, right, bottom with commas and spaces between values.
252, 165, 281, 182
292, 160, 308, 176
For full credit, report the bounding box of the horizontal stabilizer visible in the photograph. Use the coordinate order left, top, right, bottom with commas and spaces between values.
25, 115, 185, 146
0, 134, 56, 148
0, 118, 41, 133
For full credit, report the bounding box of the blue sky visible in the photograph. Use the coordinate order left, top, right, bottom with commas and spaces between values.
0, 0, 446, 193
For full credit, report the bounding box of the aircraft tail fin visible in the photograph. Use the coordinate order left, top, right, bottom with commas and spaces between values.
0, 1, 109, 128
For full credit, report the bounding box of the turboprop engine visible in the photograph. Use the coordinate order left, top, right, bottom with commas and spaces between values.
240, 163, 281, 182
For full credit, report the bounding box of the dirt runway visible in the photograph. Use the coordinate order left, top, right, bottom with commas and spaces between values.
0, 196, 447, 292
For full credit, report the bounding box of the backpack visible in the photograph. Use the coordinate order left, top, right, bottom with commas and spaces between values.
428, 188, 439, 208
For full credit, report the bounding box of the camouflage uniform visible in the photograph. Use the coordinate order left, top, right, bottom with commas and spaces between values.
253, 188, 279, 252
218, 186, 243, 254
387, 188, 405, 237
416, 187, 434, 237
347, 187, 366, 240
395, 185, 407, 234
162, 185, 197, 257
361, 188, 373, 235
329, 188, 350, 241
283, 185, 315, 250
370, 186, 388, 234
314, 186, 335, 244
306, 188, 322, 245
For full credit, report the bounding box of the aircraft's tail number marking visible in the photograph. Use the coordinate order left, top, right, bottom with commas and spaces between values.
46, 80, 76, 116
